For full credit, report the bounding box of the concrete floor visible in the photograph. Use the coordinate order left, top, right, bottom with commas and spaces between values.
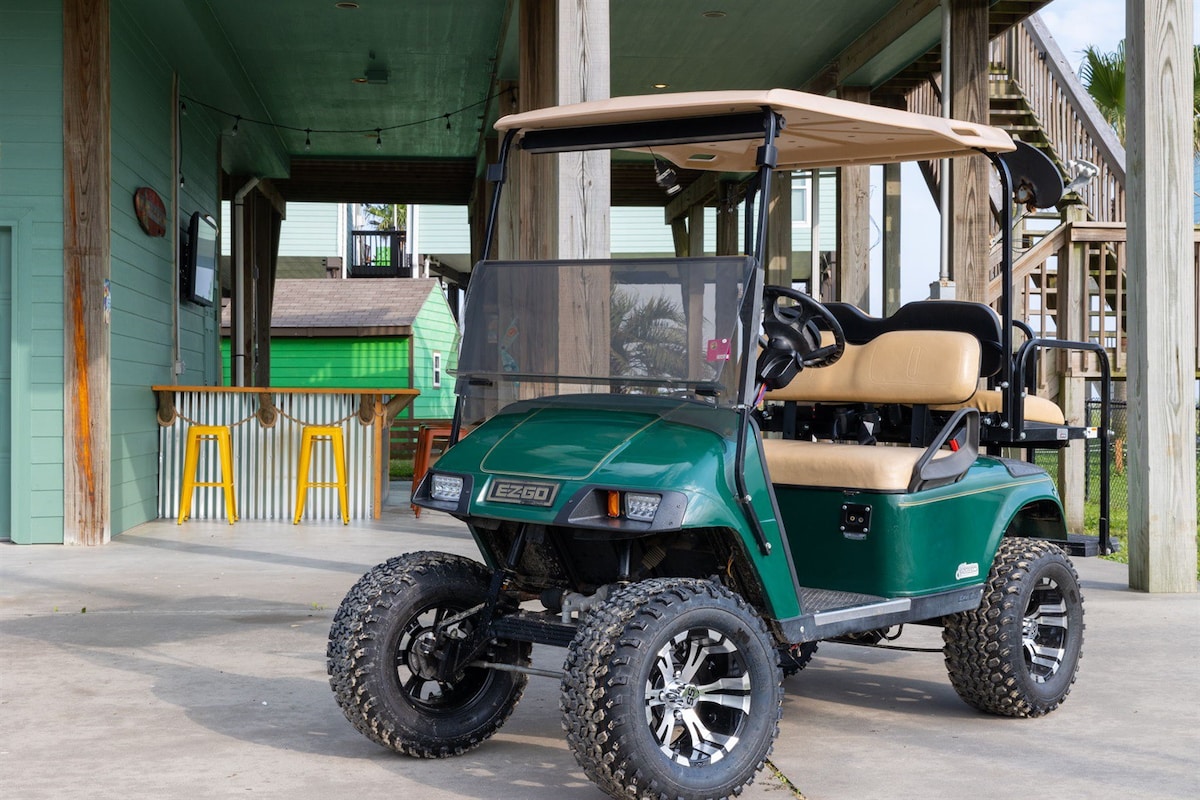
1, 501, 1197, 800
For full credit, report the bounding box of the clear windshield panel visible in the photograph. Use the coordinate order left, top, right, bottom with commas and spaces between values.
455, 256, 754, 422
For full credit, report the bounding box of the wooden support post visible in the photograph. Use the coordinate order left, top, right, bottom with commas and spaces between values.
1125, 0, 1196, 592
715, 181, 739, 257
63, 0, 111, 546
948, 0, 990, 303
517, 0, 558, 261
836, 87, 870, 309
767, 172, 792, 287
1056, 202, 1089, 533
882, 161, 902, 316
556, 0, 610, 260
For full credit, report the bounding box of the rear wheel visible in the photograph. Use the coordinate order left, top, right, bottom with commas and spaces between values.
943, 537, 1084, 717
562, 578, 782, 800
327, 551, 530, 756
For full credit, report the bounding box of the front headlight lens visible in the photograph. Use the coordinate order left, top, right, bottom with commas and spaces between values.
624, 492, 661, 522
429, 473, 464, 503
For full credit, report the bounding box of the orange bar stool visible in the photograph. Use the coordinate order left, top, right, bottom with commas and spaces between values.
294, 425, 350, 525
411, 425, 453, 518
177, 425, 238, 525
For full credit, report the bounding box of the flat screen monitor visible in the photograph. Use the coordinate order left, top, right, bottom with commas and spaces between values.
183, 211, 218, 306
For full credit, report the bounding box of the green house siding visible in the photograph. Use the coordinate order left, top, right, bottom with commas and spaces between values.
108, 6, 223, 535
411, 290, 459, 419
222, 337, 412, 389
1, 2, 65, 543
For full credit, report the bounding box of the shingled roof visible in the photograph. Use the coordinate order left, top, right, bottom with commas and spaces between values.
221, 278, 442, 337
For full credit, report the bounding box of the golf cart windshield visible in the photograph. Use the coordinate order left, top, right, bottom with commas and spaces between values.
455, 256, 755, 419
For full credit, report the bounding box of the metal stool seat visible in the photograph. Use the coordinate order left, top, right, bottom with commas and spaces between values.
177, 425, 237, 525
294, 425, 349, 525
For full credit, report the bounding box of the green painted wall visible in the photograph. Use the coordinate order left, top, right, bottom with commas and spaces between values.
222, 336, 412, 389
108, 5, 223, 536
410, 289, 459, 419
0, 2, 65, 543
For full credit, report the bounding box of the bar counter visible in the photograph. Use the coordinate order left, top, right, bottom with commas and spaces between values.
152, 386, 418, 522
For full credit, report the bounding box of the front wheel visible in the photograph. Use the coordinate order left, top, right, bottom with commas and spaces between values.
562, 578, 783, 800
327, 551, 530, 757
943, 537, 1084, 717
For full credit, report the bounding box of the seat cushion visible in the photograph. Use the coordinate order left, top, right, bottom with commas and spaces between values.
762, 438, 953, 492
933, 389, 1065, 425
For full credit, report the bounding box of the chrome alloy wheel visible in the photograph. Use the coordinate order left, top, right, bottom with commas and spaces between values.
644, 627, 752, 767
1021, 576, 1070, 683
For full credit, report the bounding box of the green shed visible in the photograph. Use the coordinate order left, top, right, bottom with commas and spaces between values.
221, 278, 459, 420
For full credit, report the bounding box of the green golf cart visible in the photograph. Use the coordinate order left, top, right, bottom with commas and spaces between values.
328, 89, 1111, 800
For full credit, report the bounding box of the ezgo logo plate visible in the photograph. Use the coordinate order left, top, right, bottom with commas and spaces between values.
486, 478, 560, 507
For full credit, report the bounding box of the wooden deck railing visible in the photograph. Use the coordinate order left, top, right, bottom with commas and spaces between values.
991, 222, 1200, 382
989, 15, 1127, 222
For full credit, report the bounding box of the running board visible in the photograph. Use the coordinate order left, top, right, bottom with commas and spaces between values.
778, 585, 985, 644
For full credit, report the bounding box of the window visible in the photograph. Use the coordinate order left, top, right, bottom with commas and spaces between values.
432, 352, 442, 388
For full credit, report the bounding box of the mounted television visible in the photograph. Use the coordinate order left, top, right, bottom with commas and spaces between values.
181, 211, 218, 306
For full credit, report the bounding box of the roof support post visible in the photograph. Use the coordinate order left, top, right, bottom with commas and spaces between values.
836, 86, 871, 309
1124, 0, 1196, 592
767, 172, 792, 287
1056, 201, 1089, 535
882, 161, 902, 316
948, 0, 990, 303
63, 0, 111, 546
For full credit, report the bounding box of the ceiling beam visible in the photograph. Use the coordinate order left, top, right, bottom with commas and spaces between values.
837, 0, 941, 85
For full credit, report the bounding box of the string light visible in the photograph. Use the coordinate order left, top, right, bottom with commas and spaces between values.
178, 86, 516, 149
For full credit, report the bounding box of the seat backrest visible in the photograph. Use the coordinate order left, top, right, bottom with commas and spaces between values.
766, 329, 980, 406
826, 300, 1004, 378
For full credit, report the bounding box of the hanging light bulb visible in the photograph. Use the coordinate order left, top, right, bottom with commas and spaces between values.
444, 113, 451, 132
231, 115, 241, 137
179, 100, 188, 116
375, 128, 382, 150
304, 129, 312, 152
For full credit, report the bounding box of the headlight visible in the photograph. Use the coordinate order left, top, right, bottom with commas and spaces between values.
429, 473, 464, 503
624, 492, 661, 522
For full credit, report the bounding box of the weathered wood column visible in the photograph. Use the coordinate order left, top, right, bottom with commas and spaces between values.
518, 0, 610, 261
882, 161, 902, 316
1056, 202, 1089, 534
1125, 0, 1196, 592
63, 0, 111, 545
836, 87, 870, 309
948, 0, 990, 303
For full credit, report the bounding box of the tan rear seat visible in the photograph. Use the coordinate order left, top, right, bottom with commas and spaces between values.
932, 389, 1066, 425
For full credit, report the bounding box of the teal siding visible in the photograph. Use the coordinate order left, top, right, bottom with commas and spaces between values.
415, 205, 469, 255
1, 228, 11, 539
109, 5, 223, 535
0, 2, 64, 543
410, 289, 460, 419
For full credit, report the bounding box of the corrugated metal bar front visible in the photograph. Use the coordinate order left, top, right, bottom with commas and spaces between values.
159, 390, 377, 521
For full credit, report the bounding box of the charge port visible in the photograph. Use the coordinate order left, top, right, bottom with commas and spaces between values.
840, 503, 871, 539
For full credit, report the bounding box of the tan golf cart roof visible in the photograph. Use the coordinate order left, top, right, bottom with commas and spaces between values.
495, 88, 1015, 171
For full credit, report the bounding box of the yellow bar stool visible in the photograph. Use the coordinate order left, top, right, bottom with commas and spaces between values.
294, 425, 350, 525
177, 425, 237, 525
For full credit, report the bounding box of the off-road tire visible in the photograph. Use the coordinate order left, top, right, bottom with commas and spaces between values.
327, 551, 530, 757
942, 537, 1084, 718
561, 578, 783, 800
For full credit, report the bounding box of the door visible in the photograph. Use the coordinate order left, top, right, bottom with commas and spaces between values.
0, 228, 11, 539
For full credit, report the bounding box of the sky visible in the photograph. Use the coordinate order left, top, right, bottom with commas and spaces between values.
885, 0, 1196, 309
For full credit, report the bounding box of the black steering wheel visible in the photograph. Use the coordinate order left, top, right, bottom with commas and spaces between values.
756, 285, 846, 391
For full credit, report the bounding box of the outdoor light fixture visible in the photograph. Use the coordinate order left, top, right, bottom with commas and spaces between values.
1064, 158, 1099, 195
334, 2, 360, 9
654, 159, 681, 196
652, 82, 670, 89
304, 129, 312, 151
230, 115, 240, 137
375, 129, 383, 150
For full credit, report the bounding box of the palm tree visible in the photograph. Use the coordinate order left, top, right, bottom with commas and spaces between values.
362, 203, 407, 230
1080, 41, 1200, 151
609, 288, 688, 383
